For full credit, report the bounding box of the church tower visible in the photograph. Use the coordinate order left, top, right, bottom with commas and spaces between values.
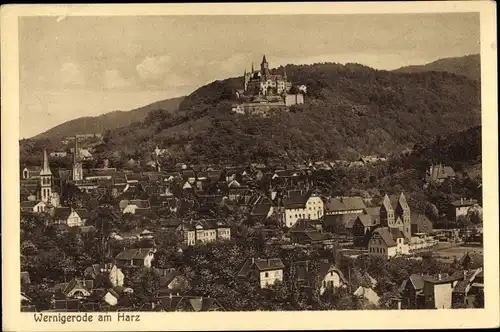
243, 68, 249, 91
72, 136, 83, 181
261, 55, 270, 76
40, 148, 52, 203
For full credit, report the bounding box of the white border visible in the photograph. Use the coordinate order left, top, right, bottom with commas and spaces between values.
2, 2, 498, 331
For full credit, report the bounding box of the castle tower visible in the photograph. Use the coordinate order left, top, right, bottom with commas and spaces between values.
261, 55, 270, 76
72, 136, 83, 181
40, 148, 52, 203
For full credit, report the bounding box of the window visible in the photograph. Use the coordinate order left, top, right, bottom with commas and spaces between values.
330, 272, 334, 276
265, 272, 269, 278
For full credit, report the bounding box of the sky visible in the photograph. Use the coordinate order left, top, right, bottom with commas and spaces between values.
19, 13, 480, 138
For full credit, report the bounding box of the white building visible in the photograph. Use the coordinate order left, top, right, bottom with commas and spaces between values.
237, 258, 285, 289
282, 191, 324, 228
368, 227, 409, 259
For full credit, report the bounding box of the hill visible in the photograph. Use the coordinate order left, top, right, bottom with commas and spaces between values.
98, 61, 481, 165
394, 54, 480, 81
33, 96, 185, 140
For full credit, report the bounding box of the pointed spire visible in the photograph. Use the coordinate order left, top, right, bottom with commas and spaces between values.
74, 135, 80, 163
283, 66, 287, 79
262, 55, 267, 64
251, 62, 254, 72
40, 148, 52, 175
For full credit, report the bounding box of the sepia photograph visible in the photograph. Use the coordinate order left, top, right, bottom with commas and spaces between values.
2, 2, 499, 331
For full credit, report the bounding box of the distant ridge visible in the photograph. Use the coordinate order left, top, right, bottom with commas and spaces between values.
32, 96, 185, 140
394, 54, 480, 81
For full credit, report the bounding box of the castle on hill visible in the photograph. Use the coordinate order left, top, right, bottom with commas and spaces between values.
232, 55, 305, 116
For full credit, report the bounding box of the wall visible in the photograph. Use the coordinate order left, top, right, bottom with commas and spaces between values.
285, 94, 305, 106
284, 207, 308, 228
433, 282, 454, 309
259, 269, 283, 288
368, 238, 389, 257
306, 196, 324, 220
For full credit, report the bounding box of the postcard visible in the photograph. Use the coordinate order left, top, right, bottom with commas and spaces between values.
2, 2, 498, 331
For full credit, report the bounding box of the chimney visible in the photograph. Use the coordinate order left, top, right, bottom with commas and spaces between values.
438, 274, 442, 280
461, 198, 464, 204
169, 293, 172, 299
251, 257, 255, 264
463, 270, 467, 280
267, 259, 271, 266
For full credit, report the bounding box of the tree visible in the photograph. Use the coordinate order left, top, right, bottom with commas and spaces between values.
134, 268, 161, 308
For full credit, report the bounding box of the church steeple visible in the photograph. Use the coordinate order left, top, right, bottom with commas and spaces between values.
72, 135, 83, 181
251, 62, 254, 72
73, 135, 80, 163
260, 55, 269, 76
40, 148, 52, 176
40, 148, 52, 203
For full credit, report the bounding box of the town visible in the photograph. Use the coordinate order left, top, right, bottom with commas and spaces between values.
20, 131, 484, 312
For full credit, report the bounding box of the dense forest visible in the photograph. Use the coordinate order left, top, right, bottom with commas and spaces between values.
394, 54, 480, 82
91, 62, 481, 164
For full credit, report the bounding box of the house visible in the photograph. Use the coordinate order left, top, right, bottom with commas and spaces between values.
22, 166, 42, 179
85, 168, 117, 181
423, 272, 463, 309
426, 164, 456, 184
288, 219, 330, 245
294, 260, 348, 295
114, 248, 156, 268
155, 268, 189, 296
323, 196, 366, 232
157, 295, 225, 312
52, 207, 86, 227
411, 213, 434, 235
448, 198, 479, 221
282, 191, 324, 228
122, 199, 151, 214
178, 219, 231, 246
368, 227, 409, 259
20, 200, 46, 213
103, 286, 134, 306
250, 202, 274, 220
59, 278, 95, 299
353, 285, 380, 306
351, 213, 379, 247
84, 263, 125, 287
452, 268, 484, 308
399, 274, 425, 309
237, 257, 285, 289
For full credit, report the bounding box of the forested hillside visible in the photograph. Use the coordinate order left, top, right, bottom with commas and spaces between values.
394, 54, 480, 81
33, 96, 185, 141
99, 62, 481, 164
